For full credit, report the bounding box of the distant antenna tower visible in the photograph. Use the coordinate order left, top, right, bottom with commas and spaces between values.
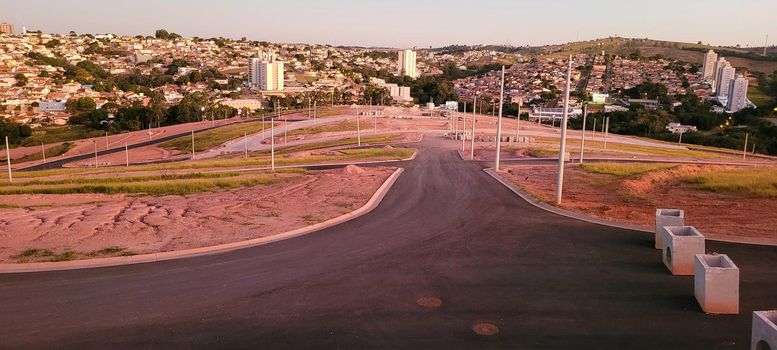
765, 34, 769, 56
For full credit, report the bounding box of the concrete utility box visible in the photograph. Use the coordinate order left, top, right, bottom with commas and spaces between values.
694, 254, 739, 314
752, 311, 777, 350
661, 226, 705, 275
655, 209, 685, 249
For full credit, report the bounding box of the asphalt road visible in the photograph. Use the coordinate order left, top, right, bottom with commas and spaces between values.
1, 137, 776, 349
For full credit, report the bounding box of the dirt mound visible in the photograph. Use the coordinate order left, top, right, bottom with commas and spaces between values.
382, 145, 396, 151
342, 164, 366, 175
621, 165, 730, 195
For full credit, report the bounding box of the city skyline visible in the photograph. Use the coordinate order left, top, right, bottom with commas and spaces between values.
1, 0, 774, 48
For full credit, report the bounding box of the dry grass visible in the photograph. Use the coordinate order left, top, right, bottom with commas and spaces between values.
160, 121, 273, 153
683, 167, 777, 198
580, 163, 677, 177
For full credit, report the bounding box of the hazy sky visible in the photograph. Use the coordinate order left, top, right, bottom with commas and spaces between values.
2, 0, 775, 48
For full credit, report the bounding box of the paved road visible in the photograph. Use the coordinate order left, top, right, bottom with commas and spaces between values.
1, 137, 776, 349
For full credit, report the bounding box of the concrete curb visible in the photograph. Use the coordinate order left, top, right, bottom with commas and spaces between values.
484, 168, 777, 247
0, 168, 406, 274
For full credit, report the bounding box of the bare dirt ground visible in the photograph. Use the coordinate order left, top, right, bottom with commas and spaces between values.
501, 164, 777, 245
0, 166, 394, 263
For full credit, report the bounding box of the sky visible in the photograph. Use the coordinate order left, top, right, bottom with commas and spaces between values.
1, 0, 775, 48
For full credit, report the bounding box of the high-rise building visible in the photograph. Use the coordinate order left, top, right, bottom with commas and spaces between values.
711, 57, 728, 92
701, 50, 718, 82
726, 75, 749, 113
248, 50, 284, 91
397, 49, 417, 78
715, 63, 736, 98
0, 23, 13, 35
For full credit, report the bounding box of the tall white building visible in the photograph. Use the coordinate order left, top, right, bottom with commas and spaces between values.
397, 49, 417, 78
715, 63, 736, 98
726, 75, 749, 112
702, 50, 718, 82
711, 57, 728, 92
248, 50, 284, 91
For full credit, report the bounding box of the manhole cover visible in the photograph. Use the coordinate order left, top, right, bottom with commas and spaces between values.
472, 323, 500, 336
416, 297, 442, 309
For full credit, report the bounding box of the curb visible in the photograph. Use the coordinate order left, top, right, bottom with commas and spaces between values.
484, 168, 777, 247
0, 168, 405, 273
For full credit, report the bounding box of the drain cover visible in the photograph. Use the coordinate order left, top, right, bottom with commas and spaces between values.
472, 323, 500, 336
416, 297, 442, 309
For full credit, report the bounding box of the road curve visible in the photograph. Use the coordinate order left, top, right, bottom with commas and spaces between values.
1, 137, 776, 349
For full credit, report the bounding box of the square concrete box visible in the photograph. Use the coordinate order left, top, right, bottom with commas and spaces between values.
694, 254, 739, 314
661, 226, 705, 275
752, 311, 777, 350
655, 209, 685, 249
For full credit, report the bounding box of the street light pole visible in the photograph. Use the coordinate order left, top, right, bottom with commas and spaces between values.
41, 142, 46, 163
357, 113, 361, 146
743, 133, 749, 160
5, 136, 12, 182
515, 101, 522, 141
554, 55, 573, 205
495, 66, 506, 172
191, 130, 195, 160
579, 104, 587, 164
470, 96, 477, 160
462, 101, 467, 151
93, 140, 98, 168
604, 116, 610, 149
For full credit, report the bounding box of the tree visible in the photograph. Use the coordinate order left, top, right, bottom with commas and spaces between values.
66, 97, 97, 113
636, 109, 672, 135
155, 29, 170, 39
13, 73, 28, 87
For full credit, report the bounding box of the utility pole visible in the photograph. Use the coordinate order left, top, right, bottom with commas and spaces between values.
554, 56, 573, 205
41, 142, 46, 163
604, 116, 610, 149
515, 101, 522, 141
593, 117, 597, 141
357, 113, 361, 146
495, 66, 506, 172
105, 131, 109, 150
678, 130, 683, 144
5, 136, 12, 182
271, 112, 275, 171
125, 142, 129, 167
470, 97, 477, 160
283, 116, 288, 145
308, 95, 311, 120
313, 100, 317, 125
462, 101, 467, 151
244, 132, 248, 159
579, 104, 587, 163
191, 130, 195, 160
93, 140, 98, 168
743, 133, 749, 160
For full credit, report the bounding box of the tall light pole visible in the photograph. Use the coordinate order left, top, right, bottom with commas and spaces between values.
462, 101, 467, 151
271, 111, 275, 171
93, 140, 98, 168
5, 136, 12, 182
190, 130, 195, 160
357, 112, 361, 146
283, 116, 288, 145
554, 55, 573, 205
470, 96, 477, 160
495, 66, 506, 172
244, 132, 248, 159
125, 142, 129, 167
603, 116, 610, 149
41, 142, 46, 163
579, 104, 587, 163
515, 100, 522, 141
743, 133, 749, 160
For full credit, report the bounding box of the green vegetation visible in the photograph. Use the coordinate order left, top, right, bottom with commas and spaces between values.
0, 171, 299, 196
6, 143, 72, 164
286, 120, 357, 136
684, 167, 777, 198
748, 85, 774, 109
580, 163, 676, 177
160, 121, 273, 153
269, 134, 402, 155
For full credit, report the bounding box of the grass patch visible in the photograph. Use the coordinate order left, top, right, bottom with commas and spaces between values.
0, 174, 298, 196
270, 134, 401, 155
52, 251, 78, 262
683, 167, 777, 198
160, 121, 273, 153
3, 143, 72, 163
286, 120, 358, 136
748, 85, 775, 109
580, 162, 677, 177
12, 248, 54, 262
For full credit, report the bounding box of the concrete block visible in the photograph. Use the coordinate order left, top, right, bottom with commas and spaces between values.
752, 311, 777, 350
656, 209, 684, 249
694, 254, 739, 314
661, 226, 705, 275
